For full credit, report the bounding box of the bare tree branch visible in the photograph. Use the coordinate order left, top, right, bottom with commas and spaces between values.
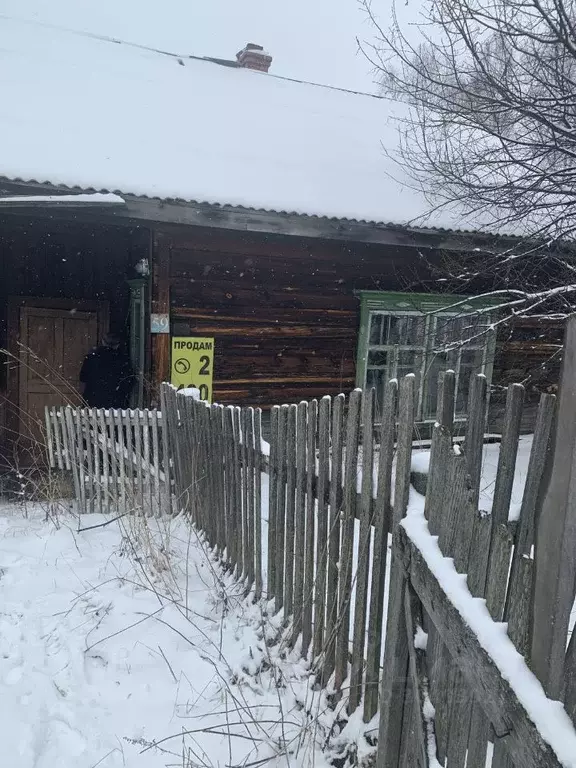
360, 0, 576, 317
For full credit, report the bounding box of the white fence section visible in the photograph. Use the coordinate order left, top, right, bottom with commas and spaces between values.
45, 406, 173, 516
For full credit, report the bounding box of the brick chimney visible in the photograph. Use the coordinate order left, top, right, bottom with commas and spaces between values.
236, 43, 272, 73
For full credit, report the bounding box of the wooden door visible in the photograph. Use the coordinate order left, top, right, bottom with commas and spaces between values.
18, 306, 102, 448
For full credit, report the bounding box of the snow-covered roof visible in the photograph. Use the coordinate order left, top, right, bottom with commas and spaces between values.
0, 14, 487, 231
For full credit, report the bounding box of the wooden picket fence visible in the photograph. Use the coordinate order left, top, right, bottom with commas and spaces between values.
377, 371, 565, 767
162, 382, 395, 718
161, 386, 265, 597
45, 405, 173, 516
162, 354, 576, 768
50, 328, 576, 767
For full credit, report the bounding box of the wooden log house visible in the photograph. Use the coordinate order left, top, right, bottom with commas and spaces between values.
0, 27, 564, 461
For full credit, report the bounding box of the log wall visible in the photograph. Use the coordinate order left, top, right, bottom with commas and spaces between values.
162, 226, 563, 428
166, 227, 432, 407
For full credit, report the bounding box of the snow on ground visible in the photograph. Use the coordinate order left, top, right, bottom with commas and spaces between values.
0, 502, 367, 768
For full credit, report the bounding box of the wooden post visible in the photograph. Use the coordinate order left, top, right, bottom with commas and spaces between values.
64, 407, 84, 515
275, 405, 288, 612
223, 406, 236, 568
245, 407, 256, 591
349, 387, 375, 714
335, 389, 362, 691
364, 378, 397, 723
254, 408, 263, 600
150, 409, 162, 517
425, 370, 455, 534
377, 374, 416, 768
464, 374, 488, 509
491, 384, 524, 527
151, 234, 171, 401
313, 396, 331, 658
505, 394, 555, 623
160, 385, 174, 514
302, 399, 318, 658
323, 393, 345, 683
142, 408, 151, 515
532, 315, 576, 699
268, 406, 279, 599
232, 407, 243, 574
292, 401, 308, 644
284, 404, 297, 615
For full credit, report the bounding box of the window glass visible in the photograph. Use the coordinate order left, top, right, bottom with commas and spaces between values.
361, 298, 495, 421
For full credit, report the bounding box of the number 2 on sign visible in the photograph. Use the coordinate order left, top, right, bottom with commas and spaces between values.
170, 337, 215, 402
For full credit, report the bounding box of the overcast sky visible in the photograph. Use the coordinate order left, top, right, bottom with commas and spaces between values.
1, 0, 402, 92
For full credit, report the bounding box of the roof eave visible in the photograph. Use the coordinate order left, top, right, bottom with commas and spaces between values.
0, 176, 531, 252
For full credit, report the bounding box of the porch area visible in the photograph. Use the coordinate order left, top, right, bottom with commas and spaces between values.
0, 213, 150, 473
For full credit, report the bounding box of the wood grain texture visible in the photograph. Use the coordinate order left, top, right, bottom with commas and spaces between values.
267, 406, 279, 599
313, 396, 331, 658
274, 405, 288, 610
425, 371, 455, 535
292, 401, 307, 643
403, 582, 430, 768
507, 393, 555, 593
301, 398, 318, 659
377, 375, 416, 768
323, 393, 345, 683
532, 316, 576, 699
349, 387, 375, 714
364, 378, 397, 722
284, 404, 297, 616
335, 389, 361, 692
401, 526, 568, 768
491, 384, 524, 526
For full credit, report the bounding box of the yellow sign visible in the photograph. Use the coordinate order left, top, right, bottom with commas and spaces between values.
171, 337, 215, 402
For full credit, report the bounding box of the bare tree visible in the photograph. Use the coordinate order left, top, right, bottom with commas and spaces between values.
362, 0, 576, 318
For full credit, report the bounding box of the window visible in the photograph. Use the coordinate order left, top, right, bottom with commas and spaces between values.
356, 292, 496, 421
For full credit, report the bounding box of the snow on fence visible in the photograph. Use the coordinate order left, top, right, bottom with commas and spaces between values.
45, 405, 173, 516
378, 363, 576, 768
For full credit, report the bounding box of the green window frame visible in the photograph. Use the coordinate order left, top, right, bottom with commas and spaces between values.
356, 291, 497, 422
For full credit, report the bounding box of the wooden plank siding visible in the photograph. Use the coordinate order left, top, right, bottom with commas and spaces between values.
489, 317, 562, 433
165, 228, 433, 407
163, 227, 564, 415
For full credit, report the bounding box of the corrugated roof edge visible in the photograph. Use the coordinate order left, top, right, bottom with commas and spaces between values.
0, 174, 527, 241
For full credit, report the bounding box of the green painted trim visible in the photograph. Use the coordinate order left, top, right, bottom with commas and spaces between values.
354, 289, 499, 397
355, 290, 501, 314
355, 299, 370, 388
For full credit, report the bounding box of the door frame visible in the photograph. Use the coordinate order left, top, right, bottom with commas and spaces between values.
6, 296, 109, 446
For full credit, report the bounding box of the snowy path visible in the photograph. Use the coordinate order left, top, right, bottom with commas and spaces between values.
0, 504, 341, 768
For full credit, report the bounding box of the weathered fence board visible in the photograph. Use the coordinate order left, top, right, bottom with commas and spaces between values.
323, 393, 344, 683
377, 374, 416, 768
292, 401, 307, 643
400, 526, 568, 768
302, 398, 317, 659
364, 378, 397, 723
335, 389, 361, 691
313, 396, 330, 657
532, 316, 576, 701
349, 387, 375, 713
